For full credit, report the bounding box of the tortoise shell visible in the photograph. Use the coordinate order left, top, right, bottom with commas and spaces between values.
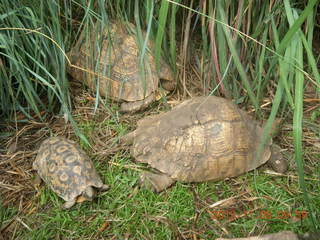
33, 137, 106, 204
67, 21, 174, 112
124, 96, 276, 191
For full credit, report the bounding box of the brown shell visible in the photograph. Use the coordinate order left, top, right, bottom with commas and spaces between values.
129, 96, 272, 182
67, 21, 174, 102
33, 137, 104, 201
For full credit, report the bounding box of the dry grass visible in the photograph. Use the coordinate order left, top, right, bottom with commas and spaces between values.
1, 44, 319, 239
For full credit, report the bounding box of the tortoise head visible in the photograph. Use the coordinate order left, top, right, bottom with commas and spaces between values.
268, 144, 288, 173
159, 61, 176, 91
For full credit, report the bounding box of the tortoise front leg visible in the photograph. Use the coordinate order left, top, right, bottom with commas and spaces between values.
100, 184, 110, 191
140, 172, 175, 192
120, 93, 155, 113
81, 185, 109, 201
62, 199, 76, 209
82, 186, 95, 201
34, 174, 42, 186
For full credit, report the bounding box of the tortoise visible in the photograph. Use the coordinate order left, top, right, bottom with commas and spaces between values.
67, 21, 175, 113
33, 137, 109, 209
123, 96, 288, 192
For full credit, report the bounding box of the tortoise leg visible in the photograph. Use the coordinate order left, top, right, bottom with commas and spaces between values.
100, 184, 110, 191
34, 174, 42, 186
120, 93, 155, 113
140, 172, 175, 192
82, 186, 95, 201
268, 144, 288, 173
77, 185, 109, 205
99, 184, 110, 191
62, 199, 76, 209
160, 79, 176, 91
121, 130, 137, 145
81, 184, 109, 200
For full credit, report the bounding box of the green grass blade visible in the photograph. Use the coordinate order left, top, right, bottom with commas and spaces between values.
217, 5, 258, 109
255, 29, 268, 102
168, 0, 179, 73
301, 36, 320, 95
154, 0, 169, 69
277, 0, 318, 55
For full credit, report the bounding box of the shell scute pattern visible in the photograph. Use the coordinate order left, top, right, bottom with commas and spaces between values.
33, 137, 104, 202
124, 96, 284, 192
67, 21, 175, 112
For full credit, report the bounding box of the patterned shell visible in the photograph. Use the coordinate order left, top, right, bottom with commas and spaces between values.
129, 96, 272, 182
33, 137, 104, 201
67, 21, 173, 102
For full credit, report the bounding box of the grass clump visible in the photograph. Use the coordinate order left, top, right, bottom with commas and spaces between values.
0, 0, 319, 239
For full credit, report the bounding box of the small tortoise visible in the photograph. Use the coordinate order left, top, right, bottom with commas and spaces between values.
33, 137, 109, 209
124, 96, 288, 192
68, 21, 175, 112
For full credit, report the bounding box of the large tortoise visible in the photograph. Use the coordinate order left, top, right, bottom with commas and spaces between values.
33, 137, 109, 209
123, 96, 288, 192
68, 21, 175, 112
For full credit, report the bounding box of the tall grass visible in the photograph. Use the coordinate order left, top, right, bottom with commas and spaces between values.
0, 1, 69, 119
1, 0, 319, 229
